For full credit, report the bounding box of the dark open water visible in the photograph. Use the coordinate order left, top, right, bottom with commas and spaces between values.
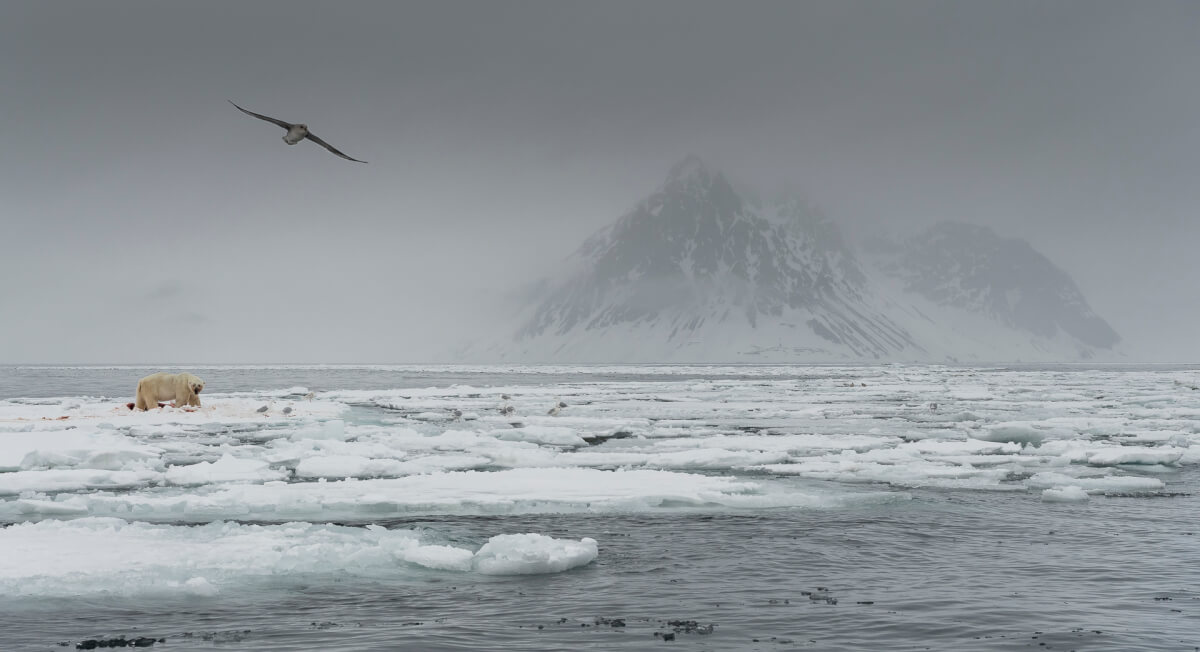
5, 496, 1198, 651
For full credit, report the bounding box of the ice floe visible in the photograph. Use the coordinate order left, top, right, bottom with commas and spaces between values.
165, 454, 288, 486
1041, 486, 1090, 502
1, 365, 1195, 524
473, 533, 598, 575
0, 518, 599, 597
0, 467, 871, 523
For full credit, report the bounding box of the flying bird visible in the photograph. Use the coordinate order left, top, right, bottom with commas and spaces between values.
228, 100, 367, 163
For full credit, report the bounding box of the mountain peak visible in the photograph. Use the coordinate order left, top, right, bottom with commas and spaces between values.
653, 155, 740, 216
666, 154, 712, 182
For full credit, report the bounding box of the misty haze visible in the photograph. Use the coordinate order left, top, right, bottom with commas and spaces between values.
2, 2, 1198, 651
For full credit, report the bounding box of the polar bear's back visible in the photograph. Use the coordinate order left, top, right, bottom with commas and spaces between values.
137, 372, 196, 402
137, 372, 174, 387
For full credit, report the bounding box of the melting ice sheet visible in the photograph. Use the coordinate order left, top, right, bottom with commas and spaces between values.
0, 518, 599, 597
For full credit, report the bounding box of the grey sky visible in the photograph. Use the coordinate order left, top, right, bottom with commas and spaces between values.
2, 1, 1198, 362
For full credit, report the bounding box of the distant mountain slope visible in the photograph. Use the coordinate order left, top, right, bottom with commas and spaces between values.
866, 222, 1119, 349
481, 157, 1119, 362
514, 156, 921, 360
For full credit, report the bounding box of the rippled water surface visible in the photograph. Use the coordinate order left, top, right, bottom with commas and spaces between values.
1, 364, 1197, 651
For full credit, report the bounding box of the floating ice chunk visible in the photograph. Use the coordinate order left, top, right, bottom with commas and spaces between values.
758, 453, 1012, 490
297, 455, 399, 479
0, 468, 785, 523
181, 576, 219, 596
320, 419, 346, 439
165, 454, 287, 485
0, 429, 160, 472
1041, 486, 1090, 503
394, 544, 474, 571
9, 498, 90, 517
0, 468, 163, 496
289, 419, 348, 441
266, 430, 416, 464
1116, 463, 1176, 474
478, 446, 564, 469
73, 449, 164, 471
1109, 429, 1192, 445
550, 448, 787, 470
664, 433, 893, 454
360, 524, 475, 571
929, 411, 982, 423
493, 426, 586, 447
1085, 446, 1184, 467
1179, 447, 1200, 465
397, 454, 490, 475
976, 423, 1050, 445
442, 430, 565, 458
472, 533, 598, 575
646, 448, 789, 469
900, 438, 1022, 456
0, 518, 594, 597
1026, 471, 1165, 493
1034, 440, 1094, 463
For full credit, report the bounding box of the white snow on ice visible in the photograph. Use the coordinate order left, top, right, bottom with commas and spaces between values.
1, 365, 1197, 597
0, 518, 597, 597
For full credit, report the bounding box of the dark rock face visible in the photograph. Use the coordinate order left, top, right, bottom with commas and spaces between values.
881, 222, 1119, 348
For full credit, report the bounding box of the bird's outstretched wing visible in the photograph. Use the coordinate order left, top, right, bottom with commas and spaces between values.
305, 131, 368, 163
228, 100, 293, 130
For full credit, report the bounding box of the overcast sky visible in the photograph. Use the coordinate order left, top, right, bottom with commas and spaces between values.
2, 0, 1198, 363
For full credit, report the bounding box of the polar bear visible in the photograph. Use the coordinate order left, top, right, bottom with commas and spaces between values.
134, 372, 205, 411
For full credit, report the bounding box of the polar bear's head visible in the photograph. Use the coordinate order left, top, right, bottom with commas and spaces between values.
181, 373, 205, 395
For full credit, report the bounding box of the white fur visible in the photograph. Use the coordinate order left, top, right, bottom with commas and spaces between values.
135, 372, 205, 411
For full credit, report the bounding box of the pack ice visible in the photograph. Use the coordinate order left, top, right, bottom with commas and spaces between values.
1, 366, 1196, 596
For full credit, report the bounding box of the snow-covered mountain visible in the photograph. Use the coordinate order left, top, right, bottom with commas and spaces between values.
483, 157, 1120, 362
864, 223, 1119, 351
